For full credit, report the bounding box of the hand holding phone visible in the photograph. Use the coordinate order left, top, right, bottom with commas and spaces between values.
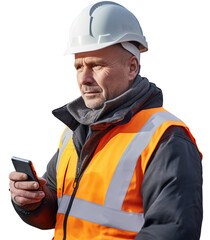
9, 156, 46, 208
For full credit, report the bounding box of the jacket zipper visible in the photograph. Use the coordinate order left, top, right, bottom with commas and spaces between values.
62, 152, 87, 240
62, 174, 80, 240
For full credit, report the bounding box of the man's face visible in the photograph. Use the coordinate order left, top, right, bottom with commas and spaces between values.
74, 44, 134, 109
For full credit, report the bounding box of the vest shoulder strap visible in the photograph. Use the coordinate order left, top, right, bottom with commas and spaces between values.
56, 127, 72, 172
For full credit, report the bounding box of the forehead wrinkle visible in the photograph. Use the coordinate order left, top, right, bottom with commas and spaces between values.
84, 56, 103, 65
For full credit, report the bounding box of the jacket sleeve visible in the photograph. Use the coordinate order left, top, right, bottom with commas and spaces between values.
134, 126, 203, 240
12, 150, 59, 229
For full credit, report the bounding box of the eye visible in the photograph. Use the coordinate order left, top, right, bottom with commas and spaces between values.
93, 64, 102, 70
75, 65, 83, 71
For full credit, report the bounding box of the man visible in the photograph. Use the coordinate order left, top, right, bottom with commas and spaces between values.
9, 1, 203, 240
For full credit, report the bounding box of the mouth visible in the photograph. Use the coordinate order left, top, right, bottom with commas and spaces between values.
84, 91, 101, 96
83, 87, 102, 94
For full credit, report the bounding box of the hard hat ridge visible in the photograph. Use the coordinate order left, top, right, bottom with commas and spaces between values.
88, 1, 122, 38
89, 1, 122, 16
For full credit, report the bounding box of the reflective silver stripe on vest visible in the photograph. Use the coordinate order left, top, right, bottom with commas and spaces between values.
56, 128, 72, 171
104, 111, 181, 210
58, 195, 145, 233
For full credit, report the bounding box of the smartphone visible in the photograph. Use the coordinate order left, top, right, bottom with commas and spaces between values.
11, 156, 39, 183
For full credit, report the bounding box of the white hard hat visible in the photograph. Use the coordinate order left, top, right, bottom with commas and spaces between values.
65, 1, 148, 55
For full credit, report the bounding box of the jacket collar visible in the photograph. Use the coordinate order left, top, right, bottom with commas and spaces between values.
52, 75, 163, 131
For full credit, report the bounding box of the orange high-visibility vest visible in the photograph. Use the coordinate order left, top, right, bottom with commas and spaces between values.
53, 107, 198, 240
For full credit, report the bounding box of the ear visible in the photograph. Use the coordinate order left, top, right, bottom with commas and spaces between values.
128, 56, 139, 81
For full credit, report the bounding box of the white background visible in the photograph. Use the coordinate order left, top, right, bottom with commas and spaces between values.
0, 0, 209, 239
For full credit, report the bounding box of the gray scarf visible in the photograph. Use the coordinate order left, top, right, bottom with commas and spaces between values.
66, 75, 162, 128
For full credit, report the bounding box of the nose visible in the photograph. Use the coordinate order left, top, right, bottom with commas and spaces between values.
78, 67, 95, 86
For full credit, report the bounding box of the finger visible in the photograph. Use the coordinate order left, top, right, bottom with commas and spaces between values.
13, 190, 45, 206
14, 181, 40, 190
14, 196, 42, 206
9, 171, 28, 181
20, 189, 45, 200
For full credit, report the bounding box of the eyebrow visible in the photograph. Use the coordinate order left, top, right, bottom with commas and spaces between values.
74, 57, 105, 67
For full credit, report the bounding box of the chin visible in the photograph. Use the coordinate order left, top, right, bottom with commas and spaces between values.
85, 101, 104, 110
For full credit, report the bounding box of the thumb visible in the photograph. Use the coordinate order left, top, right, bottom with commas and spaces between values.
38, 177, 47, 187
